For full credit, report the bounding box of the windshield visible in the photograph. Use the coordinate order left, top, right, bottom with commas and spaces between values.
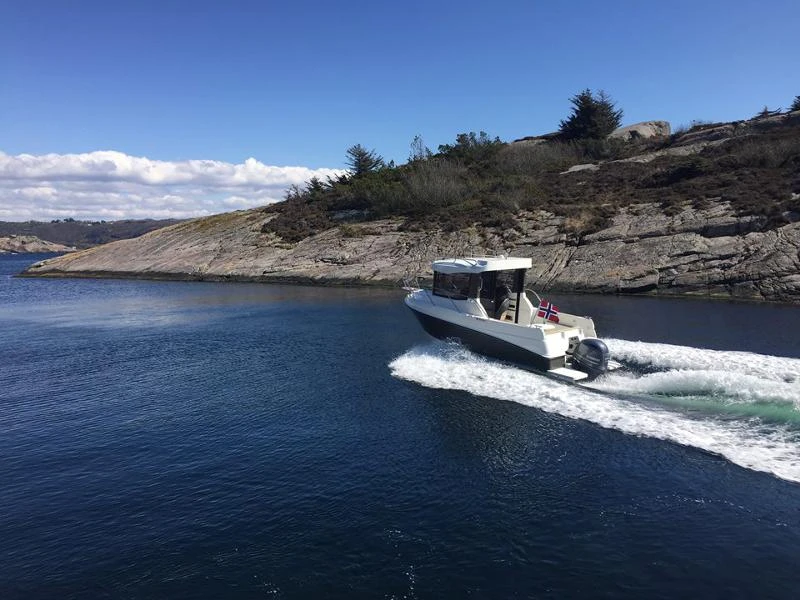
433, 272, 472, 299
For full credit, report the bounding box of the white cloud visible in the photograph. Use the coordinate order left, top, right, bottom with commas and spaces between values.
0, 150, 344, 221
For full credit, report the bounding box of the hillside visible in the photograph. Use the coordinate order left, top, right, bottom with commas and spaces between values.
22, 112, 800, 303
0, 218, 183, 249
261, 113, 799, 243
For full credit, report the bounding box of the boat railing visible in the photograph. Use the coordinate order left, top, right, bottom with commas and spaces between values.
524, 288, 542, 305
401, 275, 421, 290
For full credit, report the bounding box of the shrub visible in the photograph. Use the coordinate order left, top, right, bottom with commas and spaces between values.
574, 137, 630, 161
497, 140, 584, 174
437, 131, 504, 164
339, 224, 365, 238
403, 158, 468, 212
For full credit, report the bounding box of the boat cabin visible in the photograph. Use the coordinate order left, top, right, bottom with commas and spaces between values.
431, 256, 534, 323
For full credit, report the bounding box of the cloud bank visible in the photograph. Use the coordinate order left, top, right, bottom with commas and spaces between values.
0, 150, 345, 221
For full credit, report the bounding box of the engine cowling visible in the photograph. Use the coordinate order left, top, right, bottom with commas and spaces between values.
572, 338, 610, 377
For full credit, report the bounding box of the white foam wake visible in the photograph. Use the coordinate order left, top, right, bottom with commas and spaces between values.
604, 338, 800, 383
590, 369, 800, 407
389, 343, 800, 483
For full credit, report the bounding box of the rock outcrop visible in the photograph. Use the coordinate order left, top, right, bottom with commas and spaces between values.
22, 202, 800, 303
609, 121, 671, 141
0, 235, 76, 254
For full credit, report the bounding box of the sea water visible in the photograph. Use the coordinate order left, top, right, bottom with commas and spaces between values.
1, 253, 800, 598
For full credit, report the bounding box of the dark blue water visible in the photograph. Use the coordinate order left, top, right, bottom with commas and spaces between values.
2, 253, 800, 599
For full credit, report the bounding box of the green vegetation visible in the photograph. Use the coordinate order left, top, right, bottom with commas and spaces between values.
262, 101, 800, 244
558, 89, 623, 140
408, 135, 432, 162
345, 144, 385, 176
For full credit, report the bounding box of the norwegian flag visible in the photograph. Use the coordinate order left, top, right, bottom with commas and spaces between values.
537, 300, 560, 323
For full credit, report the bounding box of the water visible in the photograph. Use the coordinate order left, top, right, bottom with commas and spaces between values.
1, 253, 800, 599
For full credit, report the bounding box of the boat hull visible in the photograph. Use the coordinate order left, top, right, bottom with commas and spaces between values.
408, 305, 566, 372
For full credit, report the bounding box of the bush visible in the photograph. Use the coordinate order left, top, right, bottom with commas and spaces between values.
403, 159, 468, 212
437, 131, 504, 164
497, 140, 584, 174
644, 156, 710, 188
574, 137, 630, 161
719, 136, 800, 169
339, 224, 365, 238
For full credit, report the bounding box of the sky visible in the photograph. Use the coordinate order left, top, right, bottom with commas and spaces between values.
1, 0, 798, 222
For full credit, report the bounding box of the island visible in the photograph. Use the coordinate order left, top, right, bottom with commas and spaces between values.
1, 235, 75, 254
22, 107, 800, 304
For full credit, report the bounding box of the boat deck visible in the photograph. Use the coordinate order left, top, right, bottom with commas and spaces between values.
536, 322, 578, 335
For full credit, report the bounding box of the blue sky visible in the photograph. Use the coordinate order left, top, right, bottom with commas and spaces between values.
1, 0, 798, 220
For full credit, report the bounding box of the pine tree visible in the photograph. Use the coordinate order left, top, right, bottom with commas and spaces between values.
559, 89, 623, 140
345, 144, 385, 176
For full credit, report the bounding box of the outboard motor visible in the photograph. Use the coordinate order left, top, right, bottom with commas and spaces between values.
572, 338, 610, 378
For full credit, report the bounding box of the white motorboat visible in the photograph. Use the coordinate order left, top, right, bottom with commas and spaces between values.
404, 256, 619, 382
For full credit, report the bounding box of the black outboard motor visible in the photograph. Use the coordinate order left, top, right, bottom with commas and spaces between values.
572, 338, 610, 378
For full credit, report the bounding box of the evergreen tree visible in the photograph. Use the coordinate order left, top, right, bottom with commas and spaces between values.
307, 176, 324, 193
345, 144, 385, 176
755, 105, 780, 118
559, 89, 623, 140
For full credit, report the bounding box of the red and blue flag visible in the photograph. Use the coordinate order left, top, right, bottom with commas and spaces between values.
537, 300, 560, 323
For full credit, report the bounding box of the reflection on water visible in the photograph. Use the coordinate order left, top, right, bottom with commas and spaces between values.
1, 254, 401, 329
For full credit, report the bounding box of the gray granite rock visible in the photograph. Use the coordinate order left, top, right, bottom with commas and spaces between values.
22, 202, 800, 303
609, 120, 671, 141
0, 235, 75, 254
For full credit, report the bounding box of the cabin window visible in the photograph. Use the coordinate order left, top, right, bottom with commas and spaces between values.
433, 272, 473, 299
477, 270, 526, 317
496, 270, 519, 293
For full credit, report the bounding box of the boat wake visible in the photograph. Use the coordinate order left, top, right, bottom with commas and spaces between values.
593, 339, 800, 418
604, 339, 800, 384
388, 340, 800, 483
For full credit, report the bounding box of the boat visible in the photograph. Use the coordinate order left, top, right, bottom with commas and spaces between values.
404, 256, 619, 383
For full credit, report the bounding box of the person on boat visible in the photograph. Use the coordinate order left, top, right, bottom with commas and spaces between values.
494, 282, 512, 319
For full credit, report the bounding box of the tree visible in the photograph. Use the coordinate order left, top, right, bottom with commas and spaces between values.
755, 105, 781, 118
558, 89, 623, 140
790, 96, 800, 112
409, 135, 432, 162
307, 176, 325, 193
437, 131, 503, 163
345, 144, 385, 176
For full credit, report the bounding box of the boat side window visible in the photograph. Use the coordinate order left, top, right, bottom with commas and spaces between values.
479, 272, 496, 300
495, 270, 517, 295
479, 272, 496, 314
433, 272, 472, 299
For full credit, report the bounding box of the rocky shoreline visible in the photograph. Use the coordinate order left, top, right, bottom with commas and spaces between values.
21, 200, 800, 304
1, 235, 75, 254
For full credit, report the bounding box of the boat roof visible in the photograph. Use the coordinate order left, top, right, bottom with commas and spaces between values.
432, 256, 532, 274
